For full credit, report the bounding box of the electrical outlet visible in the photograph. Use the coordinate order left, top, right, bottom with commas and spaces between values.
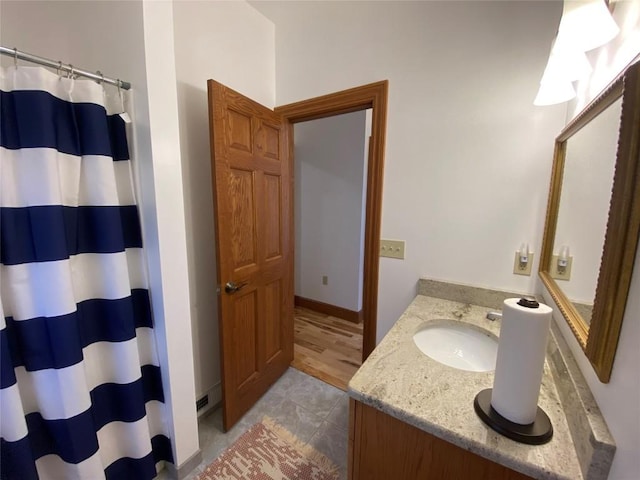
380, 239, 405, 259
513, 251, 534, 276
550, 255, 573, 280
322, 275, 328, 285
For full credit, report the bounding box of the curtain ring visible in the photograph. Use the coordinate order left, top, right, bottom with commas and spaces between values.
68, 65, 75, 79
96, 71, 104, 85
13, 47, 18, 68
57, 61, 63, 77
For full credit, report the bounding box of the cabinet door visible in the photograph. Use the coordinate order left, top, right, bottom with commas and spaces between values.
349, 400, 534, 480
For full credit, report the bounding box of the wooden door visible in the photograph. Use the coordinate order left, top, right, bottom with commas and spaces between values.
207, 81, 293, 431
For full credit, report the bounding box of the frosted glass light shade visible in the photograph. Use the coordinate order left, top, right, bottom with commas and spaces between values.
542, 39, 592, 84
533, 39, 590, 105
533, 0, 618, 106
557, 0, 620, 52
534, 79, 576, 106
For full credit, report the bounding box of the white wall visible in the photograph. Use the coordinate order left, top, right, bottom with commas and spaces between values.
171, 0, 276, 407
294, 111, 367, 312
544, 2, 640, 478
252, 0, 567, 341
141, 1, 199, 466
1, 0, 200, 467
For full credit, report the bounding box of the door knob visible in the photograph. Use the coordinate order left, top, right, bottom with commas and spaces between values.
225, 281, 247, 294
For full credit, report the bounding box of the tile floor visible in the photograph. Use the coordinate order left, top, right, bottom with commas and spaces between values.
157, 367, 349, 480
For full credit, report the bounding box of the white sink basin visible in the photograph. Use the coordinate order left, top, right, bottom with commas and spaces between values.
412, 322, 498, 372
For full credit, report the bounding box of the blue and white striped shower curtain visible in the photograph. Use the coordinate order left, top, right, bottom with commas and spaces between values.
0, 66, 173, 479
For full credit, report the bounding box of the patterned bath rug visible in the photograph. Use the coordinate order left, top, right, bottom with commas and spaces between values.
196, 417, 340, 480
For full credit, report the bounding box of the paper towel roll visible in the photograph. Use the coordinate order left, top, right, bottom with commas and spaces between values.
491, 298, 552, 425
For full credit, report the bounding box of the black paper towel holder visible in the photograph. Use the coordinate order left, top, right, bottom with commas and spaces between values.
474, 388, 553, 445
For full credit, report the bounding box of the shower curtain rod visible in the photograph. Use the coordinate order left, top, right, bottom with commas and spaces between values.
1, 46, 131, 90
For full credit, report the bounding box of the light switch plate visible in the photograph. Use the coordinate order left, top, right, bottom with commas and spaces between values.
550, 255, 573, 280
513, 251, 534, 276
380, 239, 405, 259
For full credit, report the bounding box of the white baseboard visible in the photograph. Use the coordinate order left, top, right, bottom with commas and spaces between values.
161, 449, 203, 480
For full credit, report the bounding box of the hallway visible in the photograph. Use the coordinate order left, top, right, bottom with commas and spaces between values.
292, 306, 364, 391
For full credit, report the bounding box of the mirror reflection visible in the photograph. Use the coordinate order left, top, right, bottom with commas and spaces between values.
551, 97, 622, 326
540, 61, 640, 383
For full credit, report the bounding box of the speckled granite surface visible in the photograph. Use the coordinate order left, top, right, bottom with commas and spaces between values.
546, 321, 614, 479
418, 278, 522, 310
348, 295, 584, 480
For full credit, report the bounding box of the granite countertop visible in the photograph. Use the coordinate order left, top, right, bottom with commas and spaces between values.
348, 294, 583, 480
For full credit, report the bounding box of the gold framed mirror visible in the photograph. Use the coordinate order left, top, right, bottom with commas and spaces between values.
539, 61, 640, 383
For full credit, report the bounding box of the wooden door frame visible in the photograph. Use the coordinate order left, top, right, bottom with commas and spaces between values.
275, 80, 388, 361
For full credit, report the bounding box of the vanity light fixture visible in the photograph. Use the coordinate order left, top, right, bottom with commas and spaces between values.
534, 0, 619, 106
556, 0, 619, 53
534, 78, 577, 106
534, 40, 589, 106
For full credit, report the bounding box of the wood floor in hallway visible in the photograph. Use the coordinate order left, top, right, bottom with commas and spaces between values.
292, 306, 364, 391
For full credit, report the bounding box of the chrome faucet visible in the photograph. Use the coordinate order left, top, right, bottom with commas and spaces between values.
486, 311, 502, 321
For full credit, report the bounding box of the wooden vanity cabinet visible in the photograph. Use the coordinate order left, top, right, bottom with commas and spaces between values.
348, 399, 535, 480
